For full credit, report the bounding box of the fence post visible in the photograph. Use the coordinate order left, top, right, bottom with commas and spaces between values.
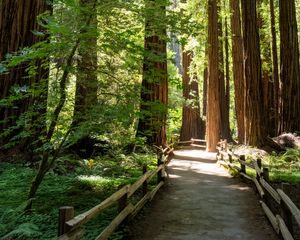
58, 206, 74, 236
157, 152, 163, 183
224, 139, 228, 152
229, 153, 232, 163
280, 183, 293, 235
240, 155, 246, 175
143, 165, 148, 196
263, 167, 269, 182
118, 185, 128, 213
256, 158, 262, 180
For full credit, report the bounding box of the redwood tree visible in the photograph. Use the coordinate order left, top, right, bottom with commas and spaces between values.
241, 0, 265, 146
279, 0, 300, 133
206, 0, 220, 152
180, 50, 205, 141
230, 0, 245, 143
137, 0, 168, 147
0, 0, 50, 155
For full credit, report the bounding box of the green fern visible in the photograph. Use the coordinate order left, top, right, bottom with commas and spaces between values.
1, 223, 41, 240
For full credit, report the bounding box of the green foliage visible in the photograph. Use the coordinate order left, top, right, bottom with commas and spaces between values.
263, 148, 300, 183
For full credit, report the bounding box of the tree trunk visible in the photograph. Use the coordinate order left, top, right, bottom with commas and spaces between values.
218, 8, 231, 141
206, 0, 220, 152
73, 0, 98, 126
241, 0, 266, 146
224, 14, 231, 141
279, 0, 300, 133
137, 0, 168, 147
203, 67, 207, 117
0, 0, 50, 156
258, 0, 275, 137
230, 0, 245, 143
180, 50, 205, 141
270, 0, 280, 134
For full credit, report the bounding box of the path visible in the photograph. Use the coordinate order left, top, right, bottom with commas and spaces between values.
126, 149, 279, 240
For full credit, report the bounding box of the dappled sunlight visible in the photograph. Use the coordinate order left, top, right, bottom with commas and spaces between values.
174, 149, 217, 159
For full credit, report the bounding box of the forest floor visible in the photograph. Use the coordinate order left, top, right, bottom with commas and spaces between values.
126, 150, 279, 240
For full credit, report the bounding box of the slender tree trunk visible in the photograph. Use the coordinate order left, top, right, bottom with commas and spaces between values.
73, 0, 98, 126
180, 50, 205, 141
206, 0, 220, 152
203, 67, 207, 117
230, 0, 245, 143
137, 0, 168, 147
279, 0, 300, 133
224, 14, 231, 141
218, 8, 231, 141
241, 0, 265, 146
269, 0, 280, 134
0, 0, 50, 156
258, 0, 275, 137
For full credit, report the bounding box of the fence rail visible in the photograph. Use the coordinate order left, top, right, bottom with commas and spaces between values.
217, 140, 300, 240
57, 145, 174, 240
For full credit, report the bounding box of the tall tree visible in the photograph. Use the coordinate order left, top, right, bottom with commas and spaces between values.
269, 0, 280, 133
137, 0, 168, 147
258, 0, 275, 137
180, 50, 205, 141
230, 0, 245, 143
0, 0, 50, 156
206, 0, 220, 152
279, 0, 300, 133
72, 0, 98, 126
241, 0, 265, 146
218, 6, 231, 141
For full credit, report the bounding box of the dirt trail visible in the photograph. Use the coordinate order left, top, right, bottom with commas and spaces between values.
126, 150, 278, 240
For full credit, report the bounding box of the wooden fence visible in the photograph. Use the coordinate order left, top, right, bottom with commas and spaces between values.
217, 139, 300, 240
57, 145, 174, 240
177, 138, 206, 149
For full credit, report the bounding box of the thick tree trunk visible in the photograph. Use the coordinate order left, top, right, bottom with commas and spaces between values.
230, 0, 245, 143
137, 0, 168, 147
270, 0, 280, 134
206, 0, 220, 152
0, 0, 50, 156
180, 50, 205, 141
241, 0, 265, 146
279, 0, 300, 133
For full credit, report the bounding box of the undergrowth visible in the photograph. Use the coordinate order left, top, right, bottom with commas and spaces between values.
0, 152, 157, 239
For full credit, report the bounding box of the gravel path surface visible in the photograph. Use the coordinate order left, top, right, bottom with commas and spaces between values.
126, 150, 279, 240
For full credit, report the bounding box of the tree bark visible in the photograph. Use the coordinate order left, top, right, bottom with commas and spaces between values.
206, 0, 220, 152
0, 0, 50, 156
230, 0, 245, 143
180, 50, 205, 141
258, 0, 275, 137
241, 0, 266, 146
73, 0, 98, 126
270, 0, 280, 134
137, 0, 168, 147
279, 0, 300, 133
218, 8, 231, 141
224, 14, 231, 141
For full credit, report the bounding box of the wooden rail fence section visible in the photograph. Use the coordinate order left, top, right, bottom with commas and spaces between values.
176, 138, 206, 149
217, 140, 300, 240
57, 145, 175, 240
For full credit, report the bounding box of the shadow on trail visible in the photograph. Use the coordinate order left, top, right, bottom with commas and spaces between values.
125, 150, 279, 240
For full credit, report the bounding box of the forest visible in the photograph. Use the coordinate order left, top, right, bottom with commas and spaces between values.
0, 0, 300, 239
